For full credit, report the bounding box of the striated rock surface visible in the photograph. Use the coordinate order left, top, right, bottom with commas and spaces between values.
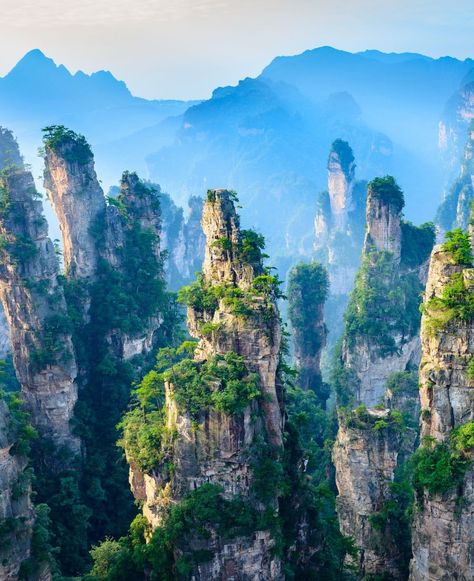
363, 176, 403, 261
0, 163, 79, 452
43, 127, 105, 279
333, 176, 434, 579
333, 408, 407, 579
125, 189, 285, 579
409, 242, 474, 581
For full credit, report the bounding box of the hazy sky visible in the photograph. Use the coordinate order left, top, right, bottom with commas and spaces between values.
0, 0, 473, 100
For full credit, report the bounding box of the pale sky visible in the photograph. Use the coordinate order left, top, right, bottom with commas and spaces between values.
0, 0, 473, 100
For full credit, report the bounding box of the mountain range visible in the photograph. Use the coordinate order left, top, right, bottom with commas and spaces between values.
1, 46, 473, 256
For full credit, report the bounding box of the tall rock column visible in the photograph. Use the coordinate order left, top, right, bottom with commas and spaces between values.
327, 138, 356, 230
122, 189, 285, 579
409, 234, 474, 581
313, 140, 367, 345
287, 261, 329, 404
0, 164, 79, 452
332, 176, 434, 579
43, 126, 106, 279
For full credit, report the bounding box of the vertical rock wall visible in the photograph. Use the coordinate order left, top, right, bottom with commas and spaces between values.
0, 165, 79, 452
333, 176, 432, 579
409, 243, 474, 581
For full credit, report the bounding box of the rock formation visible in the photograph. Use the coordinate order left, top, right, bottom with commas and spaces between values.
409, 235, 474, 581
332, 176, 435, 579
439, 80, 474, 173
287, 261, 329, 404
122, 189, 285, 579
0, 158, 80, 452
314, 139, 367, 344
0, 397, 35, 580
437, 120, 474, 233
160, 192, 205, 290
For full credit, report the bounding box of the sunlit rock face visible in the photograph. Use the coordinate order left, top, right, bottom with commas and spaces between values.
127, 189, 285, 580
0, 164, 80, 452
409, 244, 474, 581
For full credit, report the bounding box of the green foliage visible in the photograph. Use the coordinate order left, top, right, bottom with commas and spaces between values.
211, 236, 233, 252
400, 221, 436, 268
88, 484, 256, 581
344, 251, 422, 356
178, 271, 281, 318
288, 261, 329, 398
411, 422, 474, 495
42, 125, 92, 165
330, 139, 355, 175
28, 171, 179, 576
2, 391, 37, 455
443, 228, 473, 265
119, 347, 260, 471
467, 356, 474, 380
367, 463, 414, 578
422, 272, 474, 334
239, 229, 267, 263
165, 350, 260, 418
367, 176, 404, 212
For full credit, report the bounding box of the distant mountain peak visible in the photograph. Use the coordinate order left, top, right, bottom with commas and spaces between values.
5, 48, 66, 79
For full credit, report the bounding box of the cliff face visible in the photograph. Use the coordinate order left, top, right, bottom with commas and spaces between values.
333, 176, 434, 579
327, 141, 356, 230
439, 81, 474, 172
0, 398, 34, 580
314, 140, 366, 344
0, 164, 79, 452
160, 193, 205, 290
409, 241, 474, 581
43, 127, 105, 279
437, 121, 474, 233
124, 189, 285, 579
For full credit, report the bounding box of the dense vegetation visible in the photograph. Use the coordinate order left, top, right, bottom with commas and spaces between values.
119, 344, 261, 471
368, 176, 405, 212
344, 251, 423, 356
411, 422, 474, 496
42, 125, 92, 165
288, 261, 329, 401
400, 221, 436, 268
24, 147, 180, 576
422, 229, 474, 335
330, 139, 355, 175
